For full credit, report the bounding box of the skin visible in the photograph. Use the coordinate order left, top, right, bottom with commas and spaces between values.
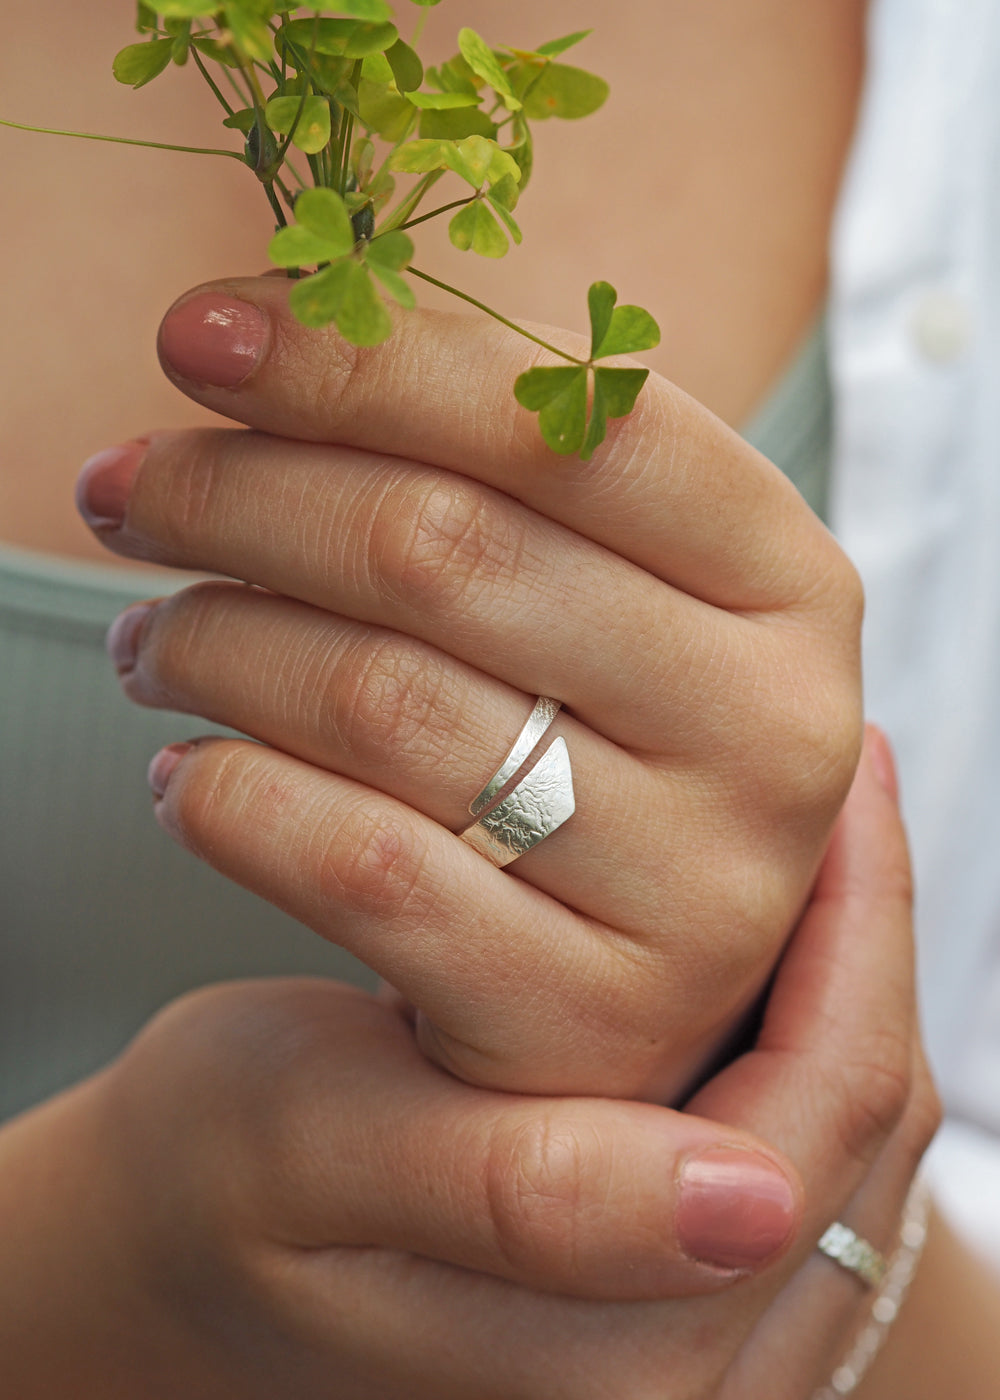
0, 742, 944, 1397
2, 0, 999, 1394
83, 284, 863, 1102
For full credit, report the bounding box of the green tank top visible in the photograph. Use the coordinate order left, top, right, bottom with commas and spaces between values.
0, 322, 832, 1119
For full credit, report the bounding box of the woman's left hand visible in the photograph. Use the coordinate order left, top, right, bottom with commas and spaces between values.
79, 278, 863, 1101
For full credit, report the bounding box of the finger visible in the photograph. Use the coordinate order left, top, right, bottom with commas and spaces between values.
155, 279, 849, 616
166, 979, 802, 1302
734, 1040, 941, 1400
147, 733, 688, 1096
80, 426, 767, 753
689, 726, 919, 1232
113, 580, 793, 948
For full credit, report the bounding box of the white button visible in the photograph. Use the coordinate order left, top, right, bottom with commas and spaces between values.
911, 289, 973, 362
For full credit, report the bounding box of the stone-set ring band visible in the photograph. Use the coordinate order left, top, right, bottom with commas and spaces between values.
459, 697, 575, 868
816, 1220, 888, 1289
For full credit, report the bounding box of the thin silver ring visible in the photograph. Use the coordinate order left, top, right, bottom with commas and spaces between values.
816, 1220, 888, 1289
467, 697, 561, 817
459, 697, 574, 867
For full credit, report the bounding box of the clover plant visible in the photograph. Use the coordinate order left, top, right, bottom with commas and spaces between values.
1, 1, 660, 459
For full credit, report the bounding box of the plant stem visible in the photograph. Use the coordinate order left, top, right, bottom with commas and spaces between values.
263, 181, 287, 227
378, 169, 444, 233
218, 58, 255, 109
406, 267, 589, 365
190, 45, 236, 117
396, 196, 474, 231
0, 115, 242, 161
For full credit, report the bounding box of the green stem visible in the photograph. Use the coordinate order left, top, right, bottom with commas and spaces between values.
218, 57, 255, 109
410, 5, 430, 48
336, 61, 363, 196
263, 181, 288, 227
406, 267, 589, 365
396, 195, 475, 231
190, 44, 236, 117
0, 115, 243, 161
378, 169, 444, 233
272, 12, 322, 171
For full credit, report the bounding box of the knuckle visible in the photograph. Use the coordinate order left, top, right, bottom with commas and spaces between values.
483, 1110, 602, 1280
902, 1056, 944, 1164
372, 476, 525, 618
755, 665, 864, 828
831, 1032, 913, 1165
320, 800, 432, 922
149, 430, 231, 554
334, 636, 459, 777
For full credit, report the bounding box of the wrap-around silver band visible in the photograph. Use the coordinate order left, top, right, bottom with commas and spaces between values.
459, 697, 574, 867
467, 697, 562, 817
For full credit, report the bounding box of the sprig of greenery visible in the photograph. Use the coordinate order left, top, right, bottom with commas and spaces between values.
1, 1, 660, 460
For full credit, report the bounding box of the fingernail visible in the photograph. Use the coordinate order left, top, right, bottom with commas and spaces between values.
75, 440, 148, 530
148, 742, 194, 800
676, 1148, 797, 1271
865, 724, 899, 802
106, 601, 158, 675
158, 291, 268, 388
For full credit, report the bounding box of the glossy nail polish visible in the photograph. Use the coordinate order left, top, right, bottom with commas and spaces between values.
158, 291, 268, 387
106, 601, 157, 675
148, 742, 193, 800
75, 440, 148, 530
676, 1147, 797, 1271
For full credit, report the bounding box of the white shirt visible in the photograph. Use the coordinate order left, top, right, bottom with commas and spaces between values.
831, 0, 1000, 1260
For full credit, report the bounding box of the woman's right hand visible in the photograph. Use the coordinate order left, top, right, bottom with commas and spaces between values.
0, 733, 940, 1399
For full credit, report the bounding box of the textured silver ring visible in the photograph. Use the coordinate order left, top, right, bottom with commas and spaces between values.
816, 1220, 888, 1289
459, 697, 575, 868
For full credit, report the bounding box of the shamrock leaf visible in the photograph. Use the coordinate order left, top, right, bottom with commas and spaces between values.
390, 135, 519, 190
113, 38, 175, 88
588, 280, 660, 358
515, 62, 609, 121
457, 28, 521, 111
267, 187, 355, 267
290, 259, 392, 343
581, 366, 649, 459
366, 230, 416, 308
514, 284, 659, 459
265, 95, 332, 154
513, 365, 588, 455
449, 199, 509, 258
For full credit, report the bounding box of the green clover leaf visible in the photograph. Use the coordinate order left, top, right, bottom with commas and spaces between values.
264, 95, 332, 154
514, 283, 659, 459
513, 366, 588, 455
457, 28, 522, 111
267, 186, 355, 267
366, 230, 416, 307
113, 38, 175, 88
449, 200, 509, 258
587, 280, 661, 358
290, 259, 392, 343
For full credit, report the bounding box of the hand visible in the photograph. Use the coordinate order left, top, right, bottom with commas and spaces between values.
0, 733, 938, 1399
78, 280, 863, 1100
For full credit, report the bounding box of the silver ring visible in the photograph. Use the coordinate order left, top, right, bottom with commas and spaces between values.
816, 1220, 888, 1289
459, 697, 574, 867
467, 696, 561, 818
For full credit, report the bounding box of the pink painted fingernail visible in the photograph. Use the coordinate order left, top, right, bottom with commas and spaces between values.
158, 291, 268, 387
106, 601, 158, 675
148, 742, 194, 800
676, 1148, 797, 1271
75, 440, 148, 530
